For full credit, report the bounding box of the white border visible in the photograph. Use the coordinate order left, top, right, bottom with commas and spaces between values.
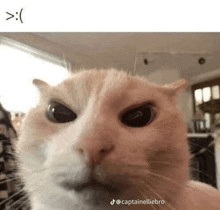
0, 0, 219, 32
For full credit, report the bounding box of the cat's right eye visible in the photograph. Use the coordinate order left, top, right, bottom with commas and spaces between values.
46, 101, 77, 123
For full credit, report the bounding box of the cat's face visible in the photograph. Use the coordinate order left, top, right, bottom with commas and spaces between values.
16, 69, 189, 210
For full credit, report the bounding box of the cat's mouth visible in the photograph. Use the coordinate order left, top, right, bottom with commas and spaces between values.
60, 177, 120, 194
52, 164, 130, 195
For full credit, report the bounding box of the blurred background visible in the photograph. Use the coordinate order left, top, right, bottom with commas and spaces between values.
1, 33, 220, 129
0, 32, 219, 209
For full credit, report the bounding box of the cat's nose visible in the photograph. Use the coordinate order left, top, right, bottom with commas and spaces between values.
76, 135, 114, 166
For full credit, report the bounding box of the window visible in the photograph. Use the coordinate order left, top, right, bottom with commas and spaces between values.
212, 85, 219, 99
194, 89, 203, 105
0, 37, 69, 113
192, 78, 220, 129
202, 87, 211, 102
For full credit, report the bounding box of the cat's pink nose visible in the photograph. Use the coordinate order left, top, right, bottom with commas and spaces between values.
75, 127, 115, 165
79, 146, 114, 165
77, 141, 114, 165
75, 119, 117, 165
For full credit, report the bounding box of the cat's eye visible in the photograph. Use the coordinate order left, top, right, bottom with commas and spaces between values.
120, 104, 155, 127
46, 101, 77, 123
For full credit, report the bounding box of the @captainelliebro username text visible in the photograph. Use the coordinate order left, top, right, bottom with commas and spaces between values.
110, 199, 166, 205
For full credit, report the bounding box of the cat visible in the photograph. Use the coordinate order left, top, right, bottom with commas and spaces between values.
15, 69, 220, 210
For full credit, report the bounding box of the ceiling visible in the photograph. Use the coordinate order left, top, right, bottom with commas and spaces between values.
2, 32, 220, 82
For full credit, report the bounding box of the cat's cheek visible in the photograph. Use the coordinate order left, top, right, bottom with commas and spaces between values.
17, 121, 60, 155
25, 119, 60, 145
33, 118, 59, 137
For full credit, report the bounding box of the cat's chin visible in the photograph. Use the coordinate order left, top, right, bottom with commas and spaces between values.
67, 188, 145, 210
62, 180, 138, 209
65, 182, 123, 206
68, 188, 115, 205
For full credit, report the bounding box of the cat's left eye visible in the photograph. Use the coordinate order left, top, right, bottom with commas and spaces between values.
46, 101, 77, 123
120, 103, 155, 127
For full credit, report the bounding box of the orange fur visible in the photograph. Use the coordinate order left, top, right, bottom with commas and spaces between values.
15, 69, 220, 210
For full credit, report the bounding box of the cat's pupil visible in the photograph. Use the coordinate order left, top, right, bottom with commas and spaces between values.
121, 104, 155, 127
47, 101, 77, 123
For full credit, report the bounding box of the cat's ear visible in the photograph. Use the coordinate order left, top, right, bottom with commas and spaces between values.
164, 79, 188, 95
33, 79, 50, 93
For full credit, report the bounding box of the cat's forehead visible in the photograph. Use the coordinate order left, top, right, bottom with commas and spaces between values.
63, 70, 132, 89
60, 69, 154, 96
51, 70, 165, 112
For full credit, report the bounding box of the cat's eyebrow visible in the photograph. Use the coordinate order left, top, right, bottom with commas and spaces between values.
99, 90, 130, 112
47, 98, 72, 110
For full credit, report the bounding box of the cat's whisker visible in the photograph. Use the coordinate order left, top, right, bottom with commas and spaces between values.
0, 188, 25, 207
190, 167, 216, 182
25, 168, 46, 175
11, 179, 49, 209
26, 181, 47, 195
129, 179, 158, 210
133, 51, 138, 75
6, 194, 29, 210
146, 169, 218, 198
143, 169, 183, 186
138, 179, 175, 210
1, 171, 15, 178
130, 178, 147, 198
24, 171, 50, 195
30, 183, 54, 209
14, 198, 30, 210
136, 183, 165, 210
147, 160, 216, 182
144, 177, 191, 207
104, 162, 149, 169
189, 141, 215, 156
0, 176, 20, 184
16, 166, 46, 176
62, 53, 68, 70
140, 174, 190, 207
148, 161, 180, 167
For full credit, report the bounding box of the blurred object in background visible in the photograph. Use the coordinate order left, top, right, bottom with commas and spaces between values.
0, 103, 16, 139
199, 99, 220, 113
192, 107, 206, 133
0, 103, 29, 209
192, 79, 220, 133
11, 112, 25, 136
0, 36, 69, 114
188, 134, 217, 189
